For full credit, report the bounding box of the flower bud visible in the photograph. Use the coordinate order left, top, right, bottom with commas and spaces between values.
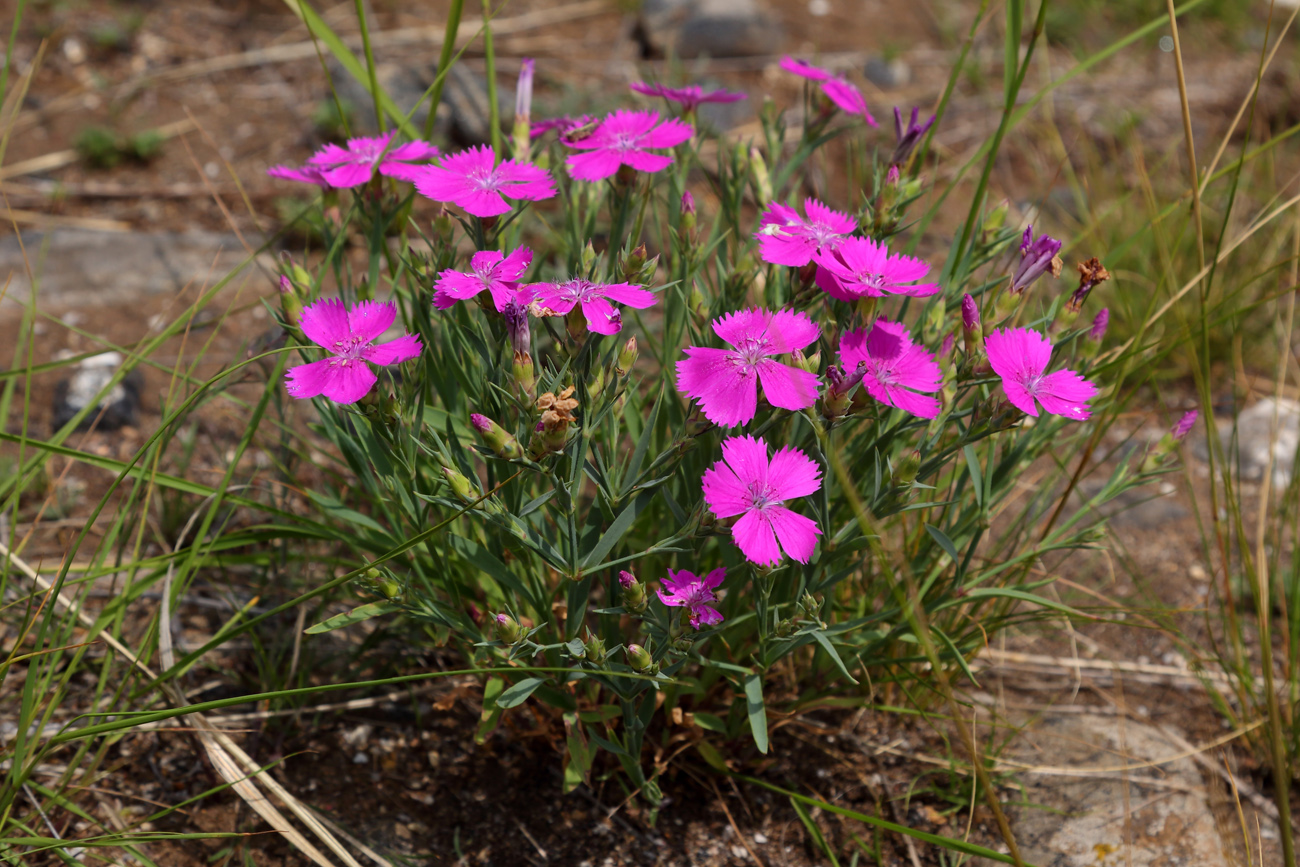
512, 58, 535, 159
1143, 409, 1199, 472
1090, 308, 1109, 341
433, 209, 455, 246
685, 405, 714, 437
749, 145, 772, 207
775, 618, 796, 638
622, 244, 649, 281
581, 240, 598, 273
442, 465, 479, 504
819, 363, 858, 421
512, 350, 536, 402
792, 348, 821, 375
625, 643, 656, 673
961, 294, 984, 357
890, 105, 936, 168
583, 630, 607, 666
620, 570, 648, 613
799, 591, 819, 615
471, 413, 523, 460
671, 635, 694, 653
586, 364, 607, 402
494, 613, 524, 645
616, 336, 638, 378
279, 282, 303, 328
377, 576, 402, 599
891, 450, 922, 486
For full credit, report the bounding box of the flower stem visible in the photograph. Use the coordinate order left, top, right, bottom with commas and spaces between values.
423, 0, 465, 140
353, 0, 384, 133
481, 0, 502, 155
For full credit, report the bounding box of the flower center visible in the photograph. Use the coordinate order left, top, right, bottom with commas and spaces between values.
613, 132, 640, 152
747, 482, 778, 512
332, 335, 369, 359
470, 165, 502, 192
731, 336, 772, 368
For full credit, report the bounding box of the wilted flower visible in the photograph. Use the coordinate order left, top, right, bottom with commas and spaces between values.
305, 131, 440, 186
890, 106, 935, 166
1069, 257, 1111, 313
1009, 225, 1063, 295
754, 198, 857, 267
814, 237, 941, 301
985, 327, 1098, 420
433, 247, 532, 311
284, 299, 422, 404
840, 319, 943, 419
564, 110, 693, 181
702, 435, 822, 566
534, 278, 656, 336
676, 308, 821, 427
413, 145, 555, 217
779, 56, 876, 125
657, 568, 726, 629
630, 81, 746, 113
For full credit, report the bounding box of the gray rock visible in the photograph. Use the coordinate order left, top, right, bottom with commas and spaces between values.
635, 0, 781, 60
1075, 479, 1187, 531
1195, 397, 1300, 487
863, 56, 910, 90
51, 351, 142, 432
0, 229, 272, 310
324, 58, 512, 146
987, 714, 1235, 866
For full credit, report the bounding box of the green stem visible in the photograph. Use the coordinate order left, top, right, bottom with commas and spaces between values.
424, 0, 465, 139
482, 0, 502, 154
354, 0, 384, 133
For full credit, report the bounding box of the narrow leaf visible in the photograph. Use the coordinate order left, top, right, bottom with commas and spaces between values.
743, 672, 769, 754
304, 600, 401, 634
495, 677, 546, 709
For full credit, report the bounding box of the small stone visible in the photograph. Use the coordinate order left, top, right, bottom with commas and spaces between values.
51, 351, 142, 433
394, 823, 411, 840
753, 832, 768, 844
730, 845, 747, 858
63, 38, 86, 65
635, 0, 780, 60
352, 752, 370, 764
864, 56, 910, 90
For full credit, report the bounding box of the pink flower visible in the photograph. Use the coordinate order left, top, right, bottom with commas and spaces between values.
284, 299, 422, 404
702, 436, 822, 566
306, 131, 439, 187
534, 278, 656, 336
780, 56, 876, 126
676, 308, 821, 427
839, 319, 943, 419
433, 247, 533, 311
1172, 410, 1198, 440
413, 145, 555, 218
564, 110, 693, 181
814, 237, 940, 301
657, 568, 726, 629
629, 82, 746, 112
754, 198, 857, 267
267, 164, 331, 187
985, 327, 1098, 420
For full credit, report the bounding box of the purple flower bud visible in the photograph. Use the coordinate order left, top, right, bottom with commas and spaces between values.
471, 413, 522, 460
515, 58, 535, 125
1090, 308, 1109, 341
494, 612, 509, 625
1009, 225, 1063, 295
681, 190, 695, 215
961, 294, 980, 331
279, 274, 292, 293
502, 298, 531, 356
1172, 410, 1198, 441
940, 331, 955, 358
471, 413, 492, 433
886, 165, 900, 187
890, 106, 935, 167
618, 570, 636, 588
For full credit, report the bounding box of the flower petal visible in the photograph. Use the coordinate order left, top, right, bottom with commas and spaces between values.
581, 297, 623, 335
732, 510, 782, 566
676, 347, 758, 427
347, 300, 397, 343
766, 445, 822, 500
364, 333, 423, 366
702, 459, 751, 519
767, 506, 820, 563
755, 360, 819, 412
566, 150, 622, 181
299, 298, 352, 349
719, 435, 771, 489
600, 283, 656, 308
1034, 369, 1097, 420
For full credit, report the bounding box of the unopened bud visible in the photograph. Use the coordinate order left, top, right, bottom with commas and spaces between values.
442, 465, 479, 505
685, 405, 714, 437
586, 365, 607, 402
470, 413, 523, 460
1090, 308, 1109, 341
581, 240, 598, 272
616, 336, 639, 378
671, 635, 694, 653
892, 450, 922, 486
622, 244, 648, 281
378, 576, 402, 599
792, 348, 821, 375
749, 145, 772, 207
961, 294, 984, 357
1009, 226, 1064, 295
494, 613, 524, 645
512, 350, 536, 402
626, 643, 655, 673
775, 618, 796, 638
620, 571, 648, 613
583, 630, 607, 665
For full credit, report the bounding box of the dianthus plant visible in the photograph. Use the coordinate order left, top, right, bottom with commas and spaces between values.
268, 52, 1182, 806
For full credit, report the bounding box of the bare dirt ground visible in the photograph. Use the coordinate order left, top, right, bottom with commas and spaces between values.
2, 0, 1297, 864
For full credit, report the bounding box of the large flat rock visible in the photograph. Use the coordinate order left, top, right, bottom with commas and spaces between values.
0, 229, 273, 310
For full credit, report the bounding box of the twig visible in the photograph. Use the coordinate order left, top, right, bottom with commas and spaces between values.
708, 777, 765, 866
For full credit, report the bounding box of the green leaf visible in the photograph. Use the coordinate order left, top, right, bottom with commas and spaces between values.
695, 740, 729, 772
743, 673, 768, 754
580, 491, 653, 571
791, 797, 842, 867
964, 440, 984, 509
925, 523, 960, 565
622, 389, 662, 495
563, 713, 594, 793
810, 630, 859, 685
475, 678, 505, 745
304, 600, 401, 634
448, 535, 538, 611
495, 677, 546, 709
692, 712, 727, 733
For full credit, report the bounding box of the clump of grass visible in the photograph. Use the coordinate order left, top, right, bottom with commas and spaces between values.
73, 126, 167, 170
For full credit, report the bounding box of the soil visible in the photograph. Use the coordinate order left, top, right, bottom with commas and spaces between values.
1, 0, 1296, 865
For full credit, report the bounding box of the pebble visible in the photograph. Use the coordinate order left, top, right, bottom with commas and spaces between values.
864, 56, 911, 89
51, 351, 142, 433
353, 752, 370, 764
635, 0, 781, 59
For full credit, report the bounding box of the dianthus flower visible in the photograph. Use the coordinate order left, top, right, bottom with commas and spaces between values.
1009, 225, 1063, 295
413, 145, 555, 217
266, 163, 331, 187
433, 247, 532, 311
839, 319, 943, 419
657, 568, 726, 629
814, 237, 941, 301
676, 308, 820, 427
284, 299, 422, 404
779, 56, 876, 125
702, 435, 822, 566
564, 110, 693, 181
629, 82, 746, 113
754, 198, 857, 267
305, 131, 439, 187
985, 327, 1098, 420
1172, 410, 1199, 441
890, 106, 936, 166
534, 278, 656, 336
